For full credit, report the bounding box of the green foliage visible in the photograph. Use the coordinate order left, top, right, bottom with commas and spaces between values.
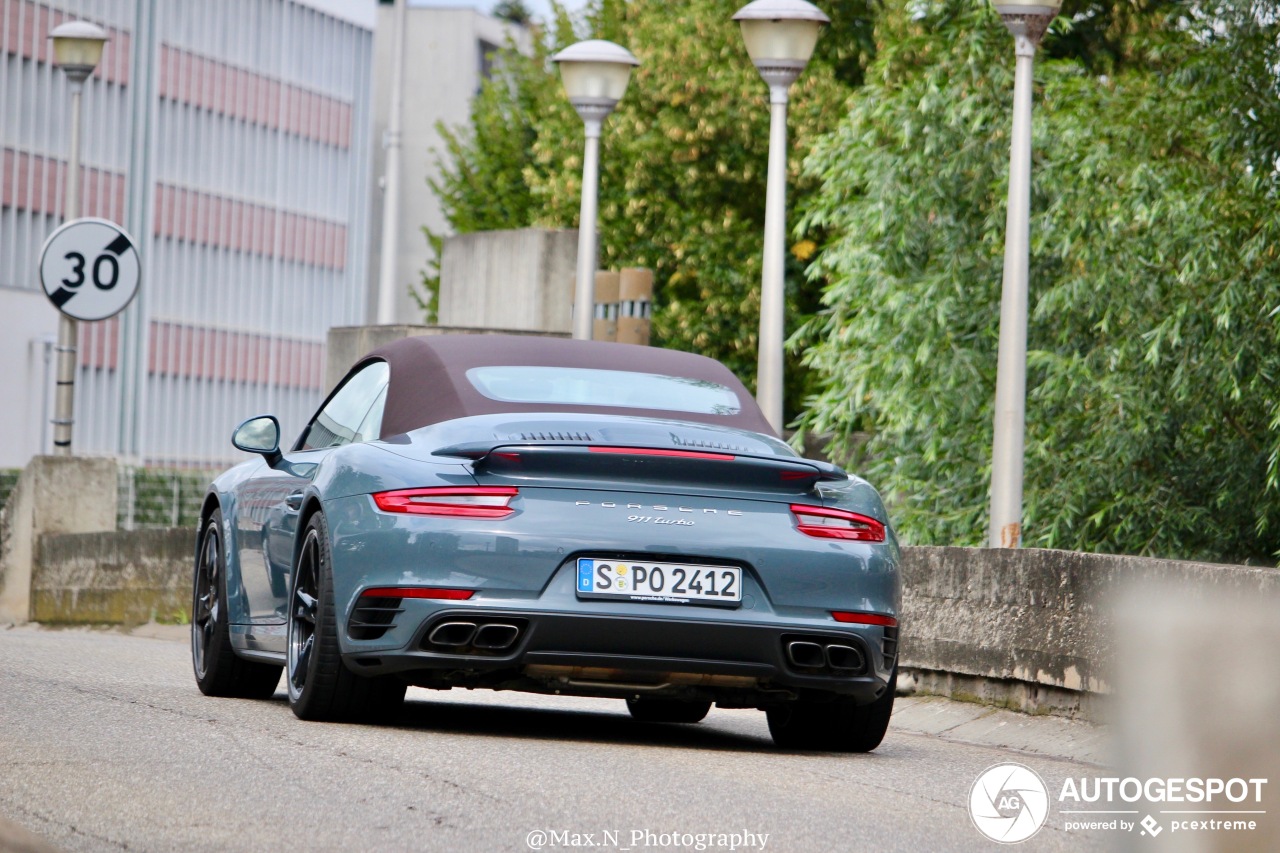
119, 468, 217, 530
0, 469, 19, 515
492, 0, 534, 26
426, 0, 874, 414
796, 0, 1280, 562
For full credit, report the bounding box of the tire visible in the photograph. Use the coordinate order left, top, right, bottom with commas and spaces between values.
192, 508, 283, 698
626, 698, 712, 724
286, 511, 406, 722
766, 668, 896, 752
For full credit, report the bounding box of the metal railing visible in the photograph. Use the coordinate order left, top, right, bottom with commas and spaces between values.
117, 467, 218, 531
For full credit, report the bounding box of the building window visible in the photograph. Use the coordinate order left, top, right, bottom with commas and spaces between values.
478, 39, 500, 85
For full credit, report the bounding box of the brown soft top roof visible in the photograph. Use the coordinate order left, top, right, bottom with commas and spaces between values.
361, 334, 776, 437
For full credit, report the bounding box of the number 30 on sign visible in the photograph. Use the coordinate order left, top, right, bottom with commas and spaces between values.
39, 217, 141, 321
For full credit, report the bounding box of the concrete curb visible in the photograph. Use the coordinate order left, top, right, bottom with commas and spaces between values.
890, 695, 1108, 766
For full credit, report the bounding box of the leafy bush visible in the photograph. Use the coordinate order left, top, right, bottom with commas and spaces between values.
425, 0, 874, 415
795, 0, 1280, 562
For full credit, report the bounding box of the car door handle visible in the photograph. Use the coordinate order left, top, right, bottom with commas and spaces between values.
285, 492, 303, 511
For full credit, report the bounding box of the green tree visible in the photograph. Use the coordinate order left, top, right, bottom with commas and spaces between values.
795, 0, 1280, 562
491, 1, 534, 26
425, 0, 874, 415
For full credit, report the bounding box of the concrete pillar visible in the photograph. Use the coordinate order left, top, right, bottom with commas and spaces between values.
437, 228, 577, 333
0, 455, 118, 624
592, 270, 620, 342
616, 267, 653, 346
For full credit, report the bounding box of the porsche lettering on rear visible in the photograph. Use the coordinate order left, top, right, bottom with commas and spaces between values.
575, 500, 743, 516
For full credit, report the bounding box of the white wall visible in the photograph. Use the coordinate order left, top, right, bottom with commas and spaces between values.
369, 7, 532, 324
297, 0, 377, 28
0, 288, 60, 469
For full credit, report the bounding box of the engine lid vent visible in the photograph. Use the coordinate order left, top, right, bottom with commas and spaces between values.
667, 435, 750, 453
510, 431, 594, 442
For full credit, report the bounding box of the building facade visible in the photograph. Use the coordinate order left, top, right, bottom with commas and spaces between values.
368, 2, 529, 325
1, 0, 376, 468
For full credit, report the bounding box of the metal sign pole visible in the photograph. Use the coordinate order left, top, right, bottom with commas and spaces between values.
755, 81, 791, 435
53, 80, 84, 456
987, 7, 1054, 547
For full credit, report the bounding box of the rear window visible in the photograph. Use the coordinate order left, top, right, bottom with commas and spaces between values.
466, 366, 742, 416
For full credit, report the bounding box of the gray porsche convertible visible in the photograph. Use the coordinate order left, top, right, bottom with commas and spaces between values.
192, 334, 900, 751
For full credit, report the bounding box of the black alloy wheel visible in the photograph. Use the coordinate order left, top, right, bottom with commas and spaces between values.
286, 512, 405, 722
191, 508, 282, 698
287, 525, 321, 703
766, 667, 897, 752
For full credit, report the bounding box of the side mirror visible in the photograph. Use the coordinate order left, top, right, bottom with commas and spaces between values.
232, 415, 282, 467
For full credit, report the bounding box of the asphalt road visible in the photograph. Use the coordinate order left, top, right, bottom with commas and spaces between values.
0, 625, 1108, 853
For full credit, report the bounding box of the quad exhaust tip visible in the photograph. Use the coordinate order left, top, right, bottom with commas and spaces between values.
785, 638, 867, 674
425, 620, 523, 652
428, 621, 477, 647
786, 640, 826, 669
473, 623, 520, 650
825, 643, 866, 672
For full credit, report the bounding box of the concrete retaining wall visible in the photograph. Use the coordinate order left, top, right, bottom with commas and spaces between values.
898, 546, 1280, 718
0, 456, 118, 623
31, 528, 192, 625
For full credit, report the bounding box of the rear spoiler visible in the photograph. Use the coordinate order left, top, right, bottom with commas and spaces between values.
433, 441, 849, 483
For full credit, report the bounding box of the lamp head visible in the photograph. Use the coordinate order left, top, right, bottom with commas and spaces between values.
552, 39, 640, 120
733, 0, 829, 69
990, 0, 1062, 17
49, 21, 108, 84
991, 0, 1059, 52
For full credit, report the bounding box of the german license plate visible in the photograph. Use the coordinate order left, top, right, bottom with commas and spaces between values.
576, 558, 742, 605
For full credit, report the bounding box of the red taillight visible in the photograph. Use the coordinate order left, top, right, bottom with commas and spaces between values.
832, 611, 898, 627
372, 487, 518, 518
588, 446, 736, 461
360, 587, 474, 600
790, 504, 886, 542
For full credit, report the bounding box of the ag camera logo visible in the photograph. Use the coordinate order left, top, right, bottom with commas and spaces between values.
969, 763, 1051, 844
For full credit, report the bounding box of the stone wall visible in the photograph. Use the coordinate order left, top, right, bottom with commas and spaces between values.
897, 546, 1280, 719
0, 456, 118, 624
31, 528, 192, 625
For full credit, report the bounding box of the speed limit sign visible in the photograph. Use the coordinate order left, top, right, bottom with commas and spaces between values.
39, 217, 141, 321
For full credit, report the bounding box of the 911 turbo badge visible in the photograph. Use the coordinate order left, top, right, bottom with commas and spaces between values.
627, 515, 695, 526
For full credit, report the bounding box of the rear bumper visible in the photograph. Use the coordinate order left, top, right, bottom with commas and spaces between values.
341, 608, 896, 705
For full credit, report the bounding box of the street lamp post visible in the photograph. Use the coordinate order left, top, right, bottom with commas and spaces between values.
49, 21, 108, 456
376, 0, 408, 325
733, 0, 828, 434
987, 0, 1059, 547
552, 40, 640, 341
